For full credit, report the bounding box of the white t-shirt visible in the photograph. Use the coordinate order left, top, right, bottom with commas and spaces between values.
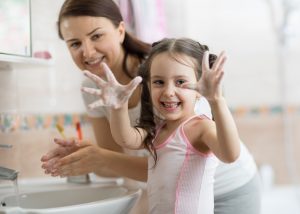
195, 98, 257, 196
82, 78, 257, 196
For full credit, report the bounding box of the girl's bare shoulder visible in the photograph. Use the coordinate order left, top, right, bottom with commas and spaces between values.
184, 116, 215, 153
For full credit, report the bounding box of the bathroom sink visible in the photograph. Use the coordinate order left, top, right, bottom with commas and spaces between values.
0, 178, 141, 214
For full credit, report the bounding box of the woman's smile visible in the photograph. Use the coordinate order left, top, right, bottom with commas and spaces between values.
84, 56, 106, 71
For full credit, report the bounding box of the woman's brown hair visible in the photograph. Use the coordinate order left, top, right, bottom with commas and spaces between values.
57, 0, 151, 78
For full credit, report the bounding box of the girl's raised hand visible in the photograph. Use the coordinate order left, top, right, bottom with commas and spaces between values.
183, 51, 227, 102
81, 62, 142, 109
198, 51, 227, 101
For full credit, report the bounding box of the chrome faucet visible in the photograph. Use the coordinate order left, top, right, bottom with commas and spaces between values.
0, 144, 18, 181
0, 166, 18, 181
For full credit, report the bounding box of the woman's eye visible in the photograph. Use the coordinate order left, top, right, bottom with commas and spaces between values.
70, 42, 80, 49
91, 33, 102, 40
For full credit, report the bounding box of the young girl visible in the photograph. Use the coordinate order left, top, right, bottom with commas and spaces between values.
82, 38, 241, 214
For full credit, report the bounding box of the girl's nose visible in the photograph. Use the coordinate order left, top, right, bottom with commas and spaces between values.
163, 84, 176, 97
82, 41, 96, 58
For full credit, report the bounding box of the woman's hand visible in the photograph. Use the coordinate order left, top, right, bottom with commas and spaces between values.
41, 139, 105, 177
81, 62, 142, 109
41, 138, 79, 175
41, 138, 149, 180
183, 51, 227, 102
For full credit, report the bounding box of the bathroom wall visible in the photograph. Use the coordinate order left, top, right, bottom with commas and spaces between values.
0, 0, 86, 181
182, 0, 300, 107
1, 0, 300, 185
0, 0, 85, 114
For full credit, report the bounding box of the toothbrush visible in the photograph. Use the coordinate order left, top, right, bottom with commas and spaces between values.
76, 122, 82, 140
55, 123, 66, 139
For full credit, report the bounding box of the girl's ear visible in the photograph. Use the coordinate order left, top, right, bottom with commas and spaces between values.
118, 21, 126, 43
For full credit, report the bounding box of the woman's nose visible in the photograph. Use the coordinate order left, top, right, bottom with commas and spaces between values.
82, 42, 96, 58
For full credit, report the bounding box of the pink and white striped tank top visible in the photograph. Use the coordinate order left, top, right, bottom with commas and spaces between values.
147, 115, 219, 214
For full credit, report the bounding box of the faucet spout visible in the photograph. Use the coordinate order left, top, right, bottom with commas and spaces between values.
0, 144, 18, 181
0, 166, 18, 181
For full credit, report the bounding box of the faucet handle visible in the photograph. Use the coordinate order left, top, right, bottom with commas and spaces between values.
0, 167, 18, 181
0, 144, 12, 149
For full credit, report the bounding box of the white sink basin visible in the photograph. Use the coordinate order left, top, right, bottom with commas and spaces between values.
0, 178, 141, 214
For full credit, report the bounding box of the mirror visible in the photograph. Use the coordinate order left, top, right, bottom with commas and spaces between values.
0, 0, 31, 57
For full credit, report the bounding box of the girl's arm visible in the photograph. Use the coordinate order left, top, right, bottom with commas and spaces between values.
205, 97, 240, 163
81, 63, 146, 149
186, 51, 240, 163
110, 104, 147, 149
203, 51, 240, 163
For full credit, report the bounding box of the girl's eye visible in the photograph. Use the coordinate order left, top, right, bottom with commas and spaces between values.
176, 79, 186, 86
152, 80, 164, 86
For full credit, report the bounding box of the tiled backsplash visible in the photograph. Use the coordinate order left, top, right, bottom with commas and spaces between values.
0, 113, 88, 133
1, 105, 300, 133
1, 111, 300, 185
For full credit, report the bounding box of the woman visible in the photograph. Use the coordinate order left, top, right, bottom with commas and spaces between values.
41, 0, 261, 213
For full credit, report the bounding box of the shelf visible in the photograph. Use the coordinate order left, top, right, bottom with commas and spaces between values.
0, 54, 54, 67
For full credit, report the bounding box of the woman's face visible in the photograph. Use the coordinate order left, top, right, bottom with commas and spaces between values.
60, 16, 125, 76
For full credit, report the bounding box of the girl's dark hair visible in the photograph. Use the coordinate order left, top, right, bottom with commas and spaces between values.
57, 0, 151, 78
137, 38, 217, 164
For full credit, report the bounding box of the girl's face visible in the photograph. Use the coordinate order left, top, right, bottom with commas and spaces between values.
150, 52, 200, 122
60, 16, 125, 77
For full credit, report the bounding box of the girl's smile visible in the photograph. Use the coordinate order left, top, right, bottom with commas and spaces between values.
160, 101, 181, 112
150, 52, 200, 122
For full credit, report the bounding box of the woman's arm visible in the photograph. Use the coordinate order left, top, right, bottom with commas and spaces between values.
55, 141, 148, 181
41, 139, 148, 181
99, 148, 148, 181
89, 116, 124, 152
